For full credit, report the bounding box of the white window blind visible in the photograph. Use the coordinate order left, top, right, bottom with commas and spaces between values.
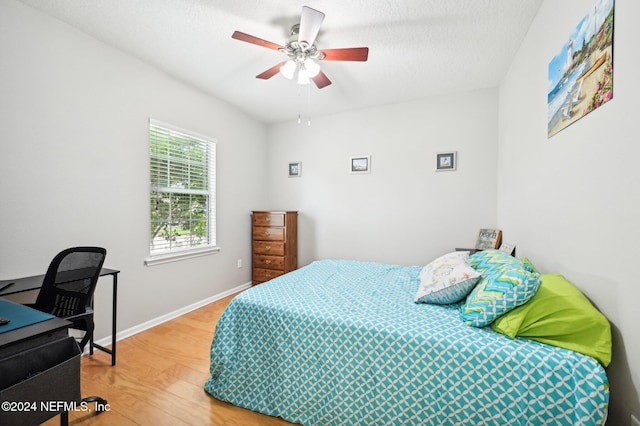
149, 119, 216, 257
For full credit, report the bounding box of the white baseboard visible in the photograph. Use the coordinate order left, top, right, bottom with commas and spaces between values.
89, 281, 252, 352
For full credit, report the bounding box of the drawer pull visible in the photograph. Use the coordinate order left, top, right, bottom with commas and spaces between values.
265, 245, 271, 251
265, 260, 271, 264
266, 217, 270, 222
264, 231, 270, 237
266, 273, 272, 278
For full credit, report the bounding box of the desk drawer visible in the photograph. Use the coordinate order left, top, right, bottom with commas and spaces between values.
0, 337, 80, 425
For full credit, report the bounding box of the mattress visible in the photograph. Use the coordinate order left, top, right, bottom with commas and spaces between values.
204, 259, 608, 425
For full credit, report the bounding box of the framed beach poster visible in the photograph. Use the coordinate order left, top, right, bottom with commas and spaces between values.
547, 0, 614, 138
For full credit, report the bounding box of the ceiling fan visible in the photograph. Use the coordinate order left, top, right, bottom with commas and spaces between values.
232, 6, 369, 89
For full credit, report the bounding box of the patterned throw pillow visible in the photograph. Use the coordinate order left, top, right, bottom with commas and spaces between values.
468, 248, 524, 272
461, 250, 541, 327
522, 257, 538, 274
415, 251, 481, 305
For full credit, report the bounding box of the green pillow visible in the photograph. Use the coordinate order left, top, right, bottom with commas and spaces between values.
491, 274, 612, 366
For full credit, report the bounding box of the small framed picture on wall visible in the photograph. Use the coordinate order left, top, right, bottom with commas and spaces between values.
350, 155, 371, 174
288, 162, 301, 177
435, 151, 457, 172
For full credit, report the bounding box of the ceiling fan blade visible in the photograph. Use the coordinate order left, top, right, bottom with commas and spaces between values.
256, 61, 287, 80
311, 71, 332, 89
232, 31, 284, 51
298, 6, 325, 46
320, 47, 369, 62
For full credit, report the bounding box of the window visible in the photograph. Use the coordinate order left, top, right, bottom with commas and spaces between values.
148, 119, 217, 263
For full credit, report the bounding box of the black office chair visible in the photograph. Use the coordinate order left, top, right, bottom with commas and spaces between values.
31, 247, 106, 352
30, 247, 109, 420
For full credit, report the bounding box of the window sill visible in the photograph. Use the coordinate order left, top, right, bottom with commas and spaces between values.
144, 246, 221, 266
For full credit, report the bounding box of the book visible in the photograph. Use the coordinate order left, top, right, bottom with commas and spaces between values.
475, 229, 502, 250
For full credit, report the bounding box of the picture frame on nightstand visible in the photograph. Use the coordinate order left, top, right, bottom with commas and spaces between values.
499, 242, 516, 256
475, 228, 502, 250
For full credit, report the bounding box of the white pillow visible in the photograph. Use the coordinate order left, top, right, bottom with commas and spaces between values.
414, 251, 481, 304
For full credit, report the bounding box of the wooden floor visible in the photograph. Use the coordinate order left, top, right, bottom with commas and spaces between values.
43, 293, 294, 426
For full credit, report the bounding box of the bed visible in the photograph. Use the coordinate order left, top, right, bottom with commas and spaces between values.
204, 258, 609, 425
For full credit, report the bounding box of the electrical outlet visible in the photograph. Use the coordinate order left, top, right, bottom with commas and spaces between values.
631, 414, 640, 426
236, 259, 243, 269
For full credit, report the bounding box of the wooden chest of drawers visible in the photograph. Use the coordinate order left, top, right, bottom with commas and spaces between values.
251, 211, 298, 285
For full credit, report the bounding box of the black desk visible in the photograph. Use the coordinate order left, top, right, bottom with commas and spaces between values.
0, 268, 119, 366
0, 316, 71, 358
0, 304, 78, 426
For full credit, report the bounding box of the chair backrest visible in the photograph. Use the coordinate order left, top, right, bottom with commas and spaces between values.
34, 247, 107, 318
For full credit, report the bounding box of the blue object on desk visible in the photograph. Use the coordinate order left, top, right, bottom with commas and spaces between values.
0, 299, 55, 334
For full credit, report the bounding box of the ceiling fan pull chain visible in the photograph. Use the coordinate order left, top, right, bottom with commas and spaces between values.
307, 84, 312, 126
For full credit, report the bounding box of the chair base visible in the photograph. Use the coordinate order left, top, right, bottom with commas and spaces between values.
81, 395, 108, 412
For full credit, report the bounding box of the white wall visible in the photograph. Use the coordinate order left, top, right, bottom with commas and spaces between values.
498, 0, 640, 422
266, 89, 499, 267
0, 0, 267, 339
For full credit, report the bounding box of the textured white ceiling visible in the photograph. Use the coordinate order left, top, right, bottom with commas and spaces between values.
18, 0, 542, 124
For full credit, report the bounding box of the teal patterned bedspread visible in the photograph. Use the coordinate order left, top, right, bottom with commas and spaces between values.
205, 260, 608, 425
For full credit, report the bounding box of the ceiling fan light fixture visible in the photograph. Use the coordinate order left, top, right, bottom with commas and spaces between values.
297, 67, 310, 85
280, 60, 296, 79
232, 6, 368, 90
304, 58, 320, 77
